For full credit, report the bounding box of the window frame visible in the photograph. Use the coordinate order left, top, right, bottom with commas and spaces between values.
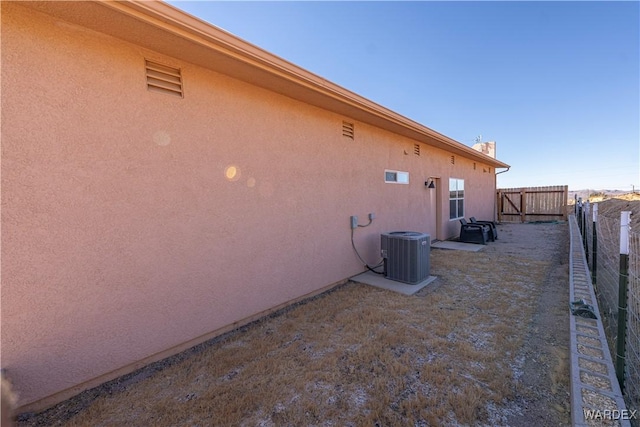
449, 178, 465, 220
384, 169, 409, 184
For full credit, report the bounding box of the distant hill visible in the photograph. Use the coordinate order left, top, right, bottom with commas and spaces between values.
568, 189, 640, 204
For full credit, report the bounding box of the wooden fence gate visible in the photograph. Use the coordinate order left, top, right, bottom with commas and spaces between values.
497, 185, 568, 223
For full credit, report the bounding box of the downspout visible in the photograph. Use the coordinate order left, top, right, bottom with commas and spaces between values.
494, 167, 511, 222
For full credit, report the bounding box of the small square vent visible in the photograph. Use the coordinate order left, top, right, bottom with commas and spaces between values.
145, 60, 183, 97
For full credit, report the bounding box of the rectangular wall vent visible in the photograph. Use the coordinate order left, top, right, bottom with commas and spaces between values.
342, 121, 354, 139
450, 155, 455, 165
145, 60, 183, 97
414, 144, 420, 156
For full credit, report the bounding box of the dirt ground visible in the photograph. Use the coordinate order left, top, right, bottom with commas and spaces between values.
595, 198, 640, 218
16, 221, 570, 426
494, 223, 570, 426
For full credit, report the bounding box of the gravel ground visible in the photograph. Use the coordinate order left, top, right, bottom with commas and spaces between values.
16, 221, 570, 426
489, 222, 571, 426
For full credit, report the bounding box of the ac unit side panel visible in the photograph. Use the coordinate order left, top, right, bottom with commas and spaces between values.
380, 232, 430, 284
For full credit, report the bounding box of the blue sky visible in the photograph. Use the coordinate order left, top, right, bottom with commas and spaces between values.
168, 1, 639, 192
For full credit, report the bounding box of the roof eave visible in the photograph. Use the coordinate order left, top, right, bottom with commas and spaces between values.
21, 0, 509, 169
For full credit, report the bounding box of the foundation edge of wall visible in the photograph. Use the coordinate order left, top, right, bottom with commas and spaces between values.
15, 277, 350, 416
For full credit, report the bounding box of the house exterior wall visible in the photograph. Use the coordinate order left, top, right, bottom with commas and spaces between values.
1, 3, 499, 409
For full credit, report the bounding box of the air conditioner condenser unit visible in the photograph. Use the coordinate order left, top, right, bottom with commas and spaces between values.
380, 231, 430, 284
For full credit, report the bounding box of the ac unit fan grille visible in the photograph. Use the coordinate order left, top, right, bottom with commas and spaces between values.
380, 232, 430, 284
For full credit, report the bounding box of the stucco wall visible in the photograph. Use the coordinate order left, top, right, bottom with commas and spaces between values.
1, 3, 498, 409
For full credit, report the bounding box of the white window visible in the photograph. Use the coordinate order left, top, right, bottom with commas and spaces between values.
449, 178, 464, 219
385, 170, 409, 184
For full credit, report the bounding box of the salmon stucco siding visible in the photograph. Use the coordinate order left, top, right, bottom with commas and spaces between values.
1, 1, 509, 411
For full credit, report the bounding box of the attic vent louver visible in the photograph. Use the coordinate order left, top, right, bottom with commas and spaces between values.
414, 144, 420, 156
342, 121, 354, 139
450, 155, 455, 165
145, 60, 183, 97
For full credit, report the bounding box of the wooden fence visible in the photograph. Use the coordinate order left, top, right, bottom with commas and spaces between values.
497, 185, 568, 223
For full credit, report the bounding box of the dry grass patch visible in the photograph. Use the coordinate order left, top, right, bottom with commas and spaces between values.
18, 223, 569, 427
